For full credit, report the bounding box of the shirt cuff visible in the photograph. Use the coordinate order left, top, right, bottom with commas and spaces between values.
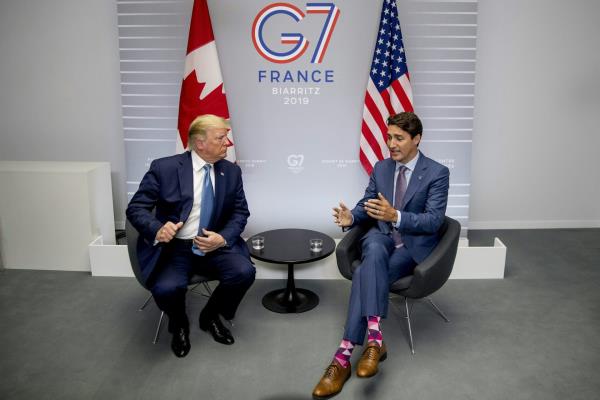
342, 214, 355, 232
394, 210, 402, 229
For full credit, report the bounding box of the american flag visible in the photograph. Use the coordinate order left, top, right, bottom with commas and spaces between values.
177, 0, 235, 160
360, 0, 413, 174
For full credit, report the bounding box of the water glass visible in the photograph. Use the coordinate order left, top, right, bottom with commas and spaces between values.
309, 238, 323, 253
251, 236, 265, 250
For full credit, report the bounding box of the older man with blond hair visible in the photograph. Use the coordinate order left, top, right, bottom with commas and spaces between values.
127, 114, 255, 358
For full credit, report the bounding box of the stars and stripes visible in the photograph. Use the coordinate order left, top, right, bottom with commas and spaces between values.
360, 0, 413, 174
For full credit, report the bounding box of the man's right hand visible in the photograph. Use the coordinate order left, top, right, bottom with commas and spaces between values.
155, 221, 184, 243
332, 202, 353, 228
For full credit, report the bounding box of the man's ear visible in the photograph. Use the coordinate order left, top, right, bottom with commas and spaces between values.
194, 137, 204, 151
413, 134, 422, 146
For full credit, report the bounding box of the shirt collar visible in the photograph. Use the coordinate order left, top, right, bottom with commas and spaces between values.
396, 151, 420, 172
191, 150, 210, 172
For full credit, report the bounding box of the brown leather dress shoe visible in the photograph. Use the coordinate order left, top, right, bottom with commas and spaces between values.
312, 362, 351, 399
356, 342, 387, 377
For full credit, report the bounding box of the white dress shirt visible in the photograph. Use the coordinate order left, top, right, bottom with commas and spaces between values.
176, 151, 216, 239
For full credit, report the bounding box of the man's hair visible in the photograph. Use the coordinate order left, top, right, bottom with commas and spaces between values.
387, 112, 423, 139
187, 114, 230, 150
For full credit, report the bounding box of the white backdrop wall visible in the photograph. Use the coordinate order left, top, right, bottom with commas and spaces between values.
119, 0, 477, 238
0, 0, 127, 227
470, 0, 600, 228
1, 0, 599, 231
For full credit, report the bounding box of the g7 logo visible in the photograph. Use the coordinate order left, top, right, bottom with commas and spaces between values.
252, 2, 341, 64
287, 154, 305, 167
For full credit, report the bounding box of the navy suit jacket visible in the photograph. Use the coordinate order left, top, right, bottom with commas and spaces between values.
350, 152, 449, 263
126, 151, 250, 286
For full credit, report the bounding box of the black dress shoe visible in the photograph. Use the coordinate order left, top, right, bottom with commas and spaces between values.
199, 313, 234, 345
171, 327, 191, 357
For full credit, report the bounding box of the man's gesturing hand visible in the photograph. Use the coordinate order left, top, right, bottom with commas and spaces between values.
333, 202, 353, 228
155, 221, 184, 243
193, 229, 226, 253
364, 193, 398, 223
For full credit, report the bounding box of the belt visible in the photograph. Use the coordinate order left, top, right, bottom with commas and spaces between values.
173, 238, 194, 245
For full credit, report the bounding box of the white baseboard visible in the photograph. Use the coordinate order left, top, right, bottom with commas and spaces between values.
451, 238, 506, 279
88, 237, 507, 280
468, 220, 600, 230
89, 236, 133, 277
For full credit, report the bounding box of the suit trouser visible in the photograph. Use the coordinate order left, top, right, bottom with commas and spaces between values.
148, 239, 256, 332
343, 231, 417, 344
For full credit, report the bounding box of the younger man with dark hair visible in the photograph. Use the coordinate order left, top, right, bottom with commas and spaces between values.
313, 112, 450, 398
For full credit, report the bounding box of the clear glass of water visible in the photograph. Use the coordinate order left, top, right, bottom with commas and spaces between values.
309, 238, 323, 253
251, 236, 264, 250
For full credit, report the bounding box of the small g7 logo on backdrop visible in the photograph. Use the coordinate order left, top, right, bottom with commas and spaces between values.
287, 154, 305, 173
252, 2, 341, 64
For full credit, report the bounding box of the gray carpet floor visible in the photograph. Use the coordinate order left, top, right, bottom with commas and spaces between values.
0, 229, 599, 400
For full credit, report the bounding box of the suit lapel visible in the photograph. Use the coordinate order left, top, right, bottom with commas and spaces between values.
178, 152, 194, 222
376, 159, 396, 234
402, 152, 428, 209
382, 158, 396, 205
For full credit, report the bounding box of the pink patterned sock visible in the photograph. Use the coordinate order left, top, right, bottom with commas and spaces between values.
333, 339, 354, 368
367, 316, 383, 347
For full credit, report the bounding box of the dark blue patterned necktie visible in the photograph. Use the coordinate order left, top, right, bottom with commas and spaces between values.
392, 166, 407, 247
192, 164, 214, 256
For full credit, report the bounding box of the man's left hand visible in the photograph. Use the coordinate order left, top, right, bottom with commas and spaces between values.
193, 229, 226, 253
365, 192, 398, 223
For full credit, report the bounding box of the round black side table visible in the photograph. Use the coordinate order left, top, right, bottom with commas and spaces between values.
246, 228, 335, 313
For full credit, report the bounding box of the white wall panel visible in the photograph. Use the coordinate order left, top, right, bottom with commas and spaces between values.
470, 0, 600, 228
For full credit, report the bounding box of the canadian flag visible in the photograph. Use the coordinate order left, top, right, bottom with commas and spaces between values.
176, 0, 235, 160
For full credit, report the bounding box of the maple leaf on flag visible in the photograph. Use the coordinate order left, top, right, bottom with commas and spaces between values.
178, 70, 231, 150
176, 0, 235, 160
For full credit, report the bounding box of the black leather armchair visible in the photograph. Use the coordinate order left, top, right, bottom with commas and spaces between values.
126, 219, 215, 344
335, 216, 461, 354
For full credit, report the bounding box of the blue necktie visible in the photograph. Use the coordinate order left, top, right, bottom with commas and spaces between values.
192, 164, 214, 256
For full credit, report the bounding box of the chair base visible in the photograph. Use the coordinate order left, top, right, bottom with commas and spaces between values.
392, 296, 450, 355
138, 281, 214, 344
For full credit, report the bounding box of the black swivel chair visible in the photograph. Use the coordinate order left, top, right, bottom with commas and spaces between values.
126, 219, 215, 344
335, 216, 461, 354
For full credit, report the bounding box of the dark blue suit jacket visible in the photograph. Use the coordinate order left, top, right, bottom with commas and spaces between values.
350, 152, 449, 263
126, 151, 250, 286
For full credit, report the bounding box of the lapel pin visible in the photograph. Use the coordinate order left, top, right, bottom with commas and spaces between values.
220, 172, 225, 176
418, 175, 423, 180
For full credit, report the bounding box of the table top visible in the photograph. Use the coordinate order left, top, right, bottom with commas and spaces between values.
246, 228, 336, 265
